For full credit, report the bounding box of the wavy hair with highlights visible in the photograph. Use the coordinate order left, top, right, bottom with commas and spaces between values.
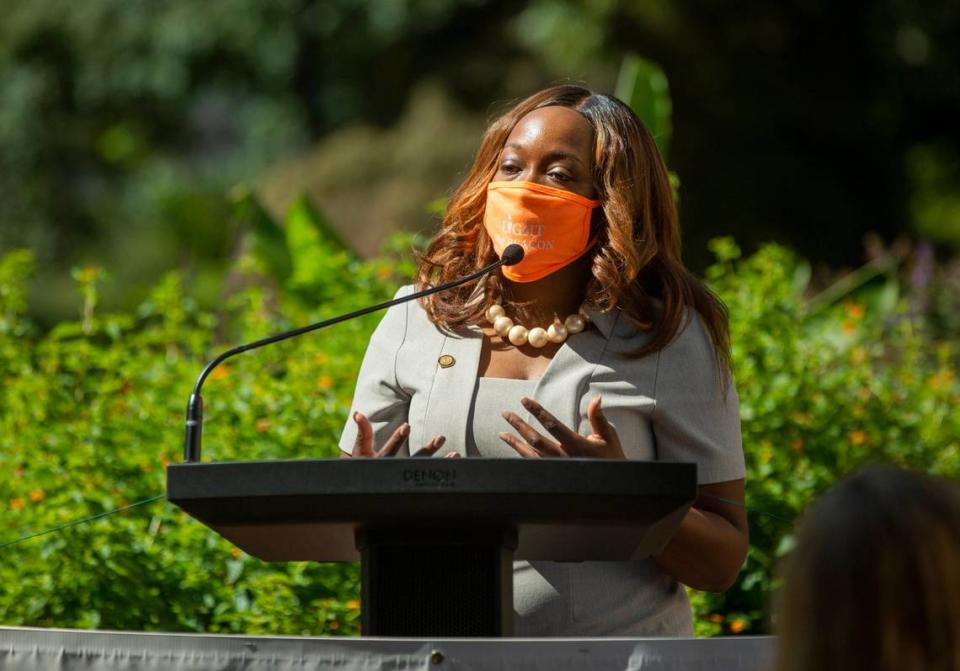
416, 84, 730, 367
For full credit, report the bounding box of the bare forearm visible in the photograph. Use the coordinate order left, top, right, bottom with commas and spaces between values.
653, 505, 748, 592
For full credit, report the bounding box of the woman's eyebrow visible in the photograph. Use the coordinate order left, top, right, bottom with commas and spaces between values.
503, 143, 585, 166
544, 150, 585, 166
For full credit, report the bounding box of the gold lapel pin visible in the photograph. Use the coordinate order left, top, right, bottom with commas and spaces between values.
438, 354, 456, 368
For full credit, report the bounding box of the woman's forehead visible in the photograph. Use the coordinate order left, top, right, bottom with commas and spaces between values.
504, 106, 593, 154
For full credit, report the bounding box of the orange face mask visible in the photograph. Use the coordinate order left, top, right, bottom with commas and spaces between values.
483, 181, 602, 283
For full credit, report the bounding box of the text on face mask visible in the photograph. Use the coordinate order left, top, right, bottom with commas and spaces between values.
500, 216, 557, 250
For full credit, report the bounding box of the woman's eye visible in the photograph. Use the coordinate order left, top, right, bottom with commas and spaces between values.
549, 171, 572, 182
499, 163, 521, 174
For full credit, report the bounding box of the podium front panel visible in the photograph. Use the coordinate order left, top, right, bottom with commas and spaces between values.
167, 458, 696, 562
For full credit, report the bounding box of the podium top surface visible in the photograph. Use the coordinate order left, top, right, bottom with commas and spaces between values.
167, 458, 697, 561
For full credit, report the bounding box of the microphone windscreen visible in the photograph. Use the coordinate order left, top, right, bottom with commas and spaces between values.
501, 244, 525, 266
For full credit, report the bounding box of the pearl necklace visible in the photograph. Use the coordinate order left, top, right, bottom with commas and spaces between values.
484, 302, 588, 348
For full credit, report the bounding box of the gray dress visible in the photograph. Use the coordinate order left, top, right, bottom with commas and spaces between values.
339, 285, 746, 636
466, 376, 694, 637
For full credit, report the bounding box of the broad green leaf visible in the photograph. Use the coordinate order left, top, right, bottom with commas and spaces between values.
284, 196, 353, 292
235, 189, 292, 284
615, 53, 673, 158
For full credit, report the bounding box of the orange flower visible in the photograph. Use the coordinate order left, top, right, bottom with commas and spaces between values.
75, 266, 102, 283
314, 353, 330, 365
328, 621, 340, 630
790, 439, 804, 453
317, 376, 333, 390
255, 418, 271, 433
729, 619, 747, 634
375, 266, 393, 280
29, 488, 45, 502
928, 371, 955, 391
211, 365, 231, 381
849, 430, 867, 446
230, 547, 242, 559
841, 321, 857, 335
345, 600, 360, 610
10, 498, 24, 510
845, 303, 865, 320
708, 613, 724, 624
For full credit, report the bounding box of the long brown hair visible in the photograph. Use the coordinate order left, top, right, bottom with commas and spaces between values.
774, 466, 960, 671
417, 84, 729, 364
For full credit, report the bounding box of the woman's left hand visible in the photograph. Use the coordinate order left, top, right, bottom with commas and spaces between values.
499, 395, 625, 459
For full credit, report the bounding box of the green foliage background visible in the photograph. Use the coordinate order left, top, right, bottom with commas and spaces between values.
0, 204, 416, 634
4, 0, 959, 326
1, 1, 957, 638
1, 199, 957, 635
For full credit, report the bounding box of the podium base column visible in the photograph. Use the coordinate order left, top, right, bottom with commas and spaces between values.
357, 526, 516, 637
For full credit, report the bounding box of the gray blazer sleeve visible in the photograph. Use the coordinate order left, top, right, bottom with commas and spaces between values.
651, 312, 745, 484
338, 285, 413, 455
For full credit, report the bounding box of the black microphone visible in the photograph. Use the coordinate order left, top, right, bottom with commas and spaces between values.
182, 244, 525, 462
500, 243, 524, 266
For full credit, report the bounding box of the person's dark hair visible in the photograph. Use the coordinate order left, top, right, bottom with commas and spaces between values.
416, 84, 730, 365
774, 465, 960, 671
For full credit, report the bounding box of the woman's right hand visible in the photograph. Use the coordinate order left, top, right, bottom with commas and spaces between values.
343, 411, 449, 458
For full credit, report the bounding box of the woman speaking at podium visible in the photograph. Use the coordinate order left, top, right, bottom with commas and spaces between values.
338, 85, 748, 637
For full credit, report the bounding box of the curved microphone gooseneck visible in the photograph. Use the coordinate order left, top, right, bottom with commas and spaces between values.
182, 244, 525, 462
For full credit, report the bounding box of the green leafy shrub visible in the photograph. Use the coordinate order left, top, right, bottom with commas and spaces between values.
1, 213, 957, 635
0, 199, 415, 635
691, 238, 959, 635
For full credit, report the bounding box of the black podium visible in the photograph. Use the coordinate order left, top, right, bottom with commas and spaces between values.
167, 458, 696, 637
